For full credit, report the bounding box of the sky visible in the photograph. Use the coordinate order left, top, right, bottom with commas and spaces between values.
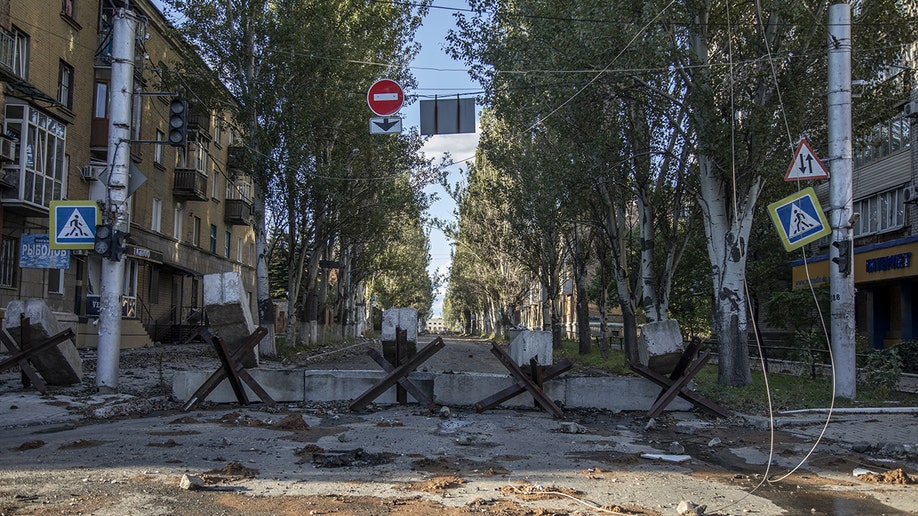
155, 0, 478, 318
400, 2, 481, 318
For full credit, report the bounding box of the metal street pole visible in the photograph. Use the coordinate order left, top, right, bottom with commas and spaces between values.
827, 3, 856, 400
96, 7, 137, 393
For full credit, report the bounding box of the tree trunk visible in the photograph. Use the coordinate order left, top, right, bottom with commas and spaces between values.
575, 267, 590, 355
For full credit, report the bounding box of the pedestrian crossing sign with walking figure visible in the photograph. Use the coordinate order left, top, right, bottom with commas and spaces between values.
50, 200, 100, 250
767, 187, 832, 252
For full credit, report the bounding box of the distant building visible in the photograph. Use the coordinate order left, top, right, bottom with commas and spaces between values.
427, 316, 445, 333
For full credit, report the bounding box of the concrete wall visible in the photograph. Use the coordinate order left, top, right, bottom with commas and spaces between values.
173, 369, 693, 412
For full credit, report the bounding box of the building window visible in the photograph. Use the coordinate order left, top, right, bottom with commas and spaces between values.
2, 102, 68, 208
854, 114, 911, 168
211, 170, 219, 199
0, 236, 18, 288
224, 230, 231, 258
173, 205, 183, 239
154, 130, 164, 165
209, 224, 217, 253
213, 118, 223, 146
93, 81, 108, 118
854, 188, 905, 237
247, 243, 254, 266
61, 0, 73, 18
11, 27, 29, 79
48, 268, 64, 294
58, 61, 74, 109
192, 216, 201, 247
151, 198, 162, 232
236, 237, 243, 262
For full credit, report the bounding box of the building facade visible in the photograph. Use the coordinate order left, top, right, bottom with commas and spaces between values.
794, 101, 916, 350
0, 0, 256, 346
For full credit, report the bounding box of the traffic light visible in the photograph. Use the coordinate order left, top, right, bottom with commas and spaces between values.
168, 98, 188, 147
94, 224, 129, 261
832, 239, 851, 276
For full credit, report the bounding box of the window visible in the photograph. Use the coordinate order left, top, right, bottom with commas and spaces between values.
48, 268, 64, 295
58, 61, 74, 109
11, 27, 29, 79
853, 188, 905, 237
247, 243, 254, 266
93, 81, 108, 118
192, 216, 201, 247
209, 224, 217, 253
224, 230, 231, 258
236, 237, 243, 262
213, 118, 223, 146
211, 170, 219, 199
2, 102, 68, 208
151, 198, 162, 232
61, 0, 73, 17
173, 205, 183, 239
0, 236, 17, 288
154, 130, 164, 165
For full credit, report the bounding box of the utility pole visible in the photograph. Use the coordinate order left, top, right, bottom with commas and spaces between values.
827, 3, 856, 400
96, 7, 137, 393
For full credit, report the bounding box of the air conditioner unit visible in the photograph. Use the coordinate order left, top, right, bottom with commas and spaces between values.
904, 101, 918, 118
80, 164, 106, 182
904, 185, 918, 203
0, 136, 15, 163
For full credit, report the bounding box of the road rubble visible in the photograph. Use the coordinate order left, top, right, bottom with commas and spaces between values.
0, 337, 915, 515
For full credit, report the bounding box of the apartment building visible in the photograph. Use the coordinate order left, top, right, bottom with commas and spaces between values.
796, 100, 917, 350
0, 0, 257, 346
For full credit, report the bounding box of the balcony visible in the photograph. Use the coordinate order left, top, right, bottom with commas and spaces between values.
187, 113, 211, 142
224, 198, 253, 226
227, 145, 245, 175
173, 167, 208, 201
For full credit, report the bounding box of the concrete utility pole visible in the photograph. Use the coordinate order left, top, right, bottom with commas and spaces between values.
827, 3, 856, 400
96, 7, 137, 393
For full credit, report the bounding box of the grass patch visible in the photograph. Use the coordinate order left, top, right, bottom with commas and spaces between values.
556, 339, 918, 413
555, 339, 630, 375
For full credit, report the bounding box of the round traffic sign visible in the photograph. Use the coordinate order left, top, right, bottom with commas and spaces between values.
367, 79, 404, 116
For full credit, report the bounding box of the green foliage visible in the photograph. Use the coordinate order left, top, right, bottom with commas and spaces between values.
895, 341, 918, 374
859, 348, 904, 397
555, 339, 630, 375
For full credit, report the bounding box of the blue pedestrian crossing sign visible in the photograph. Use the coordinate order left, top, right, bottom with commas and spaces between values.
50, 200, 100, 250
767, 187, 831, 252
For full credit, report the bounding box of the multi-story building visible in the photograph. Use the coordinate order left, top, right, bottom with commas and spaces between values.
0, 0, 257, 346
795, 100, 916, 350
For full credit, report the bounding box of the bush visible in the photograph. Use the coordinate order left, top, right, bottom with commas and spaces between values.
860, 347, 903, 396
892, 340, 918, 374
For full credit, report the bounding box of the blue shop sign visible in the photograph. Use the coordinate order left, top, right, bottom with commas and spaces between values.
20, 234, 70, 269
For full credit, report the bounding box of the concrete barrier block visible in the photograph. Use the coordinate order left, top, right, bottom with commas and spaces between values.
637, 319, 683, 366
172, 369, 305, 403
563, 376, 692, 411
203, 272, 258, 368
303, 370, 433, 405
432, 372, 565, 409
4, 299, 82, 385
509, 331, 552, 366
381, 307, 418, 342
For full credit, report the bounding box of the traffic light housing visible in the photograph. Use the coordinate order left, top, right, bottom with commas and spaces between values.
94, 224, 129, 261
168, 98, 188, 147
832, 239, 851, 276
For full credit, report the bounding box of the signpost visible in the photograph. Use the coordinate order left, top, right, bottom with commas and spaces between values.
767, 187, 832, 251
367, 79, 404, 117
49, 200, 99, 250
370, 117, 402, 134
784, 139, 829, 181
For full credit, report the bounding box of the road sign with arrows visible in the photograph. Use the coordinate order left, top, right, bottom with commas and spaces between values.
370, 117, 402, 134
784, 139, 829, 181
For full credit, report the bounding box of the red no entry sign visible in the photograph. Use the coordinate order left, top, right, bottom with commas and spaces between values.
367, 79, 404, 116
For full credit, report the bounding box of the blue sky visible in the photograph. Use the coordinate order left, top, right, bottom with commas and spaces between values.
156, 0, 478, 317
402, 2, 480, 318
